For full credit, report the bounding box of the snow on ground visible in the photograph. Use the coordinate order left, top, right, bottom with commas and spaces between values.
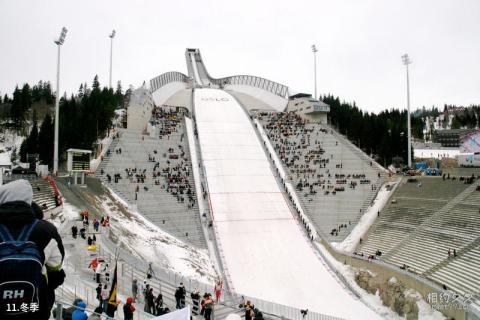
97, 190, 217, 284
194, 88, 382, 320
52, 189, 217, 285
315, 243, 446, 320
50, 201, 82, 231
331, 179, 400, 253
0, 130, 24, 166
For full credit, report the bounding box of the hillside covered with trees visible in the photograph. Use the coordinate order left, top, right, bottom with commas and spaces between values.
323, 94, 425, 167
1, 76, 123, 167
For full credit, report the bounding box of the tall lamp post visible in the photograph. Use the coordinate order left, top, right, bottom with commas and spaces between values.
402, 54, 412, 168
53, 27, 67, 175
311, 44, 318, 99
109, 30, 116, 88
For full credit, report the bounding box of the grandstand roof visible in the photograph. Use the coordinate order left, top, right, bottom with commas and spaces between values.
288, 93, 312, 100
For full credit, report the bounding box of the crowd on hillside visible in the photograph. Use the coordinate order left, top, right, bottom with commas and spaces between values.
258, 112, 378, 200
102, 106, 197, 210
152, 105, 186, 138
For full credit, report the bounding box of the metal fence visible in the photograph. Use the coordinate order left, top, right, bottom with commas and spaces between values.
211, 75, 289, 98
149, 71, 188, 93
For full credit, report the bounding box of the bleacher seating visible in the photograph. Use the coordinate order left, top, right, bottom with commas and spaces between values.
97, 107, 206, 249
257, 112, 384, 241
358, 177, 469, 257
358, 175, 480, 308
31, 178, 59, 211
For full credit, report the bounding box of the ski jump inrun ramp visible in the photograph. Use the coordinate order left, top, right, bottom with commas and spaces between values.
194, 88, 380, 320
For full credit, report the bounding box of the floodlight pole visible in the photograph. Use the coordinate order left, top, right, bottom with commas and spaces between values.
312, 44, 318, 99
53, 27, 67, 175
109, 30, 116, 89
402, 54, 412, 168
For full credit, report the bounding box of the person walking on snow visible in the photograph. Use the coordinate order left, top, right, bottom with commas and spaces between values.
174, 282, 186, 309
214, 280, 223, 303
123, 297, 136, 320
132, 279, 138, 301
203, 294, 213, 320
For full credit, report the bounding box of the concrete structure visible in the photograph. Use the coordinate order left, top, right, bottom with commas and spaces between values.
126, 85, 154, 133
286, 93, 330, 123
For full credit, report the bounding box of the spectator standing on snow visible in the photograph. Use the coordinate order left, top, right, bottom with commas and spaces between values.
101, 284, 109, 311
175, 282, 186, 309
123, 297, 136, 320
155, 293, 163, 315
191, 288, 201, 315
203, 294, 214, 320
71, 225, 78, 238
245, 300, 255, 320
146, 287, 155, 314
132, 279, 138, 300
96, 284, 102, 306
214, 280, 223, 303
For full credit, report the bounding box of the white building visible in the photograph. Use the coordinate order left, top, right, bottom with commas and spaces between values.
286, 93, 330, 123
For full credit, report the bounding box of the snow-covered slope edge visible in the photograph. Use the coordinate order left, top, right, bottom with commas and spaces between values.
100, 190, 217, 284
54, 183, 217, 285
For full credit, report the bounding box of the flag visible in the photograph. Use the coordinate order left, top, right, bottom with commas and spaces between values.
108, 263, 118, 306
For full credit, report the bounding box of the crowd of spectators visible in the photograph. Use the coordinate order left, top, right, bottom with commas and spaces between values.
257, 111, 382, 239
102, 106, 197, 210
258, 112, 376, 200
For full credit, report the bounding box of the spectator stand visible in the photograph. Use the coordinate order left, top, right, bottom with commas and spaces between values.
256, 111, 385, 242
358, 176, 480, 311
96, 106, 206, 249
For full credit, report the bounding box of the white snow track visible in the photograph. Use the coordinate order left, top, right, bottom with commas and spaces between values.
194, 88, 381, 320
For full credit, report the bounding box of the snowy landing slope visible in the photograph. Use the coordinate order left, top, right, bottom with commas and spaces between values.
194, 88, 381, 320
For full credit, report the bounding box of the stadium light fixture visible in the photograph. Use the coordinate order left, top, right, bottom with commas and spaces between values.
402, 54, 412, 168
109, 30, 116, 88
53, 27, 68, 175
311, 44, 318, 99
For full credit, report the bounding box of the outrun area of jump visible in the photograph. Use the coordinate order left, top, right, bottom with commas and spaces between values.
194, 88, 380, 320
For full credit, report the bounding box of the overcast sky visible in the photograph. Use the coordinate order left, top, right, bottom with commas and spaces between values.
1, 0, 479, 113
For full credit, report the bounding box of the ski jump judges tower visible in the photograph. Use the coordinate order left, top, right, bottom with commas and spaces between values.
67, 148, 92, 185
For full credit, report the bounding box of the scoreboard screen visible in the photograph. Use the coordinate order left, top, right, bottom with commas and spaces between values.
72, 152, 90, 171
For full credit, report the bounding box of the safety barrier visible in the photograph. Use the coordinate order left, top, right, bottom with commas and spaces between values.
254, 118, 320, 240
211, 75, 289, 98
149, 71, 188, 93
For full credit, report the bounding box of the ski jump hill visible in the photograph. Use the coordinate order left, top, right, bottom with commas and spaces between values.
100, 48, 387, 320
99, 48, 480, 319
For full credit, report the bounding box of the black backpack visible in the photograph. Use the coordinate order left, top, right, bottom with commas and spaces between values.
0, 220, 43, 318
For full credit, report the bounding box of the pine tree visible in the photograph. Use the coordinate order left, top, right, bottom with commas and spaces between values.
10, 86, 24, 130
21, 83, 32, 114
43, 82, 54, 104
78, 83, 84, 98
92, 75, 100, 90
28, 110, 39, 154
38, 113, 54, 166
115, 81, 123, 107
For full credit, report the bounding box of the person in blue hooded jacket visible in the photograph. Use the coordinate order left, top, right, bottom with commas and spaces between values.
72, 300, 88, 320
